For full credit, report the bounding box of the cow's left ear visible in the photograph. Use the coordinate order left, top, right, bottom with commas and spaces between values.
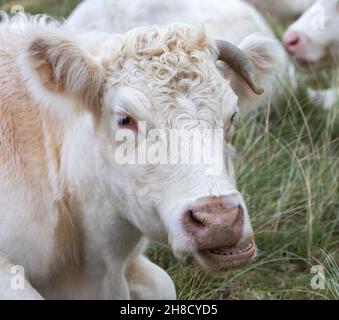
219, 34, 283, 111
29, 36, 105, 111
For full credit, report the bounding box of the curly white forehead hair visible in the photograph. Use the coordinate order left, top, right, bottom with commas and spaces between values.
105, 24, 236, 128
104, 22, 281, 125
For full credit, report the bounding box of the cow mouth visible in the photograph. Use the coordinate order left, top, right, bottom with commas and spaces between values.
197, 239, 256, 271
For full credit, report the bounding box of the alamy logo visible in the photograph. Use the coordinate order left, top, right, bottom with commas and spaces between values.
0, 5, 25, 21
310, 265, 325, 290
309, 5, 326, 31
10, 265, 26, 291
115, 122, 226, 176
10, 5, 25, 14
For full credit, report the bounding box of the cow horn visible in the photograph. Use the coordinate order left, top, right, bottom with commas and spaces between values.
216, 40, 264, 95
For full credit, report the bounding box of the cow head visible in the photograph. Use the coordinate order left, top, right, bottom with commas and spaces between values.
283, 0, 339, 70
27, 24, 279, 271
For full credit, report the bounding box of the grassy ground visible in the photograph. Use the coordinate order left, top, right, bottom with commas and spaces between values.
1, 0, 338, 300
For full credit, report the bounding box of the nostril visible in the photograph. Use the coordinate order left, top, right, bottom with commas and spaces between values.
288, 37, 300, 47
187, 210, 205, 230
283, 32, 301, 51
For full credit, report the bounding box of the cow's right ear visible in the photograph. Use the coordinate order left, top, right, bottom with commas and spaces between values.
28, 36, 105, 111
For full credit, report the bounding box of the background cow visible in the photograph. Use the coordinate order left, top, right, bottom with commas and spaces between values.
0, 14, 279, 299
66, 0, 277, 40
283, 0, 339, 70
282, 0, 339, 109
245, 0, 315, 22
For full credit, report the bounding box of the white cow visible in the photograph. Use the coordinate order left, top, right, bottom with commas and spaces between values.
0, 14, 280, 299
66, 0, 288, 109
283, 0, 339, 70
282, 0, 339, 109
66, 0, 275, 41
245, 0, 315, 22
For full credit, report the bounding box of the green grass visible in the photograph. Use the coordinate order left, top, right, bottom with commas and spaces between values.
1, 0, 338, 300
148, 84, 339, 300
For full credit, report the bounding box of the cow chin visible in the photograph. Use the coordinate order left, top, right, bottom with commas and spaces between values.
170, 235, 257, 272
194, 239, 257, 272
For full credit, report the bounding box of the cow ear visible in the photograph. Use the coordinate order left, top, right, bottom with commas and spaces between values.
227, 34, 283, 111
29, 36, 104, 111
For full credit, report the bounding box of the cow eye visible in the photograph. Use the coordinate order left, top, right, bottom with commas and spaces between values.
117, 114, 137, 130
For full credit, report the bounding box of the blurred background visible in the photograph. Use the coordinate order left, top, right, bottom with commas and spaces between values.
0, 0, 78, 16
0, 0, 338, 300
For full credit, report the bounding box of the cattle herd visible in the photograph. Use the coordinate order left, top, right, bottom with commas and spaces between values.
0, 0, 337, 300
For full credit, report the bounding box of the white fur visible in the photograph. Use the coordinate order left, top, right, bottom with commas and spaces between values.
282, 0, 339, 109
66, 0, 289, 110
245, 0, 315, 21
285, 0, 339, 65
0, 15, 277, 299
66, 0, 275, 41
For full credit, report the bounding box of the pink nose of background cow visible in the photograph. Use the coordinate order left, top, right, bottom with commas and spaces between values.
283, 30, 305, 55
184, 196, 245, 250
